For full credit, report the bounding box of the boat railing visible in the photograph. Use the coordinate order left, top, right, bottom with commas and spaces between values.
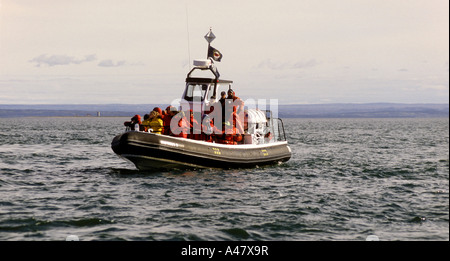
262, 110, 287, 142
274, 118, 287, 142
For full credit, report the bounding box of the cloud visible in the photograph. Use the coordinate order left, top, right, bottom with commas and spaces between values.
293, 59, 319, 69
421, 84, 448, 91
257, 59, 319, 70
98, 59, 126, 67
30, 54, 96, 67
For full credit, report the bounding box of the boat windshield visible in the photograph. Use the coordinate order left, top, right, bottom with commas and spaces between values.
184, 84, 209, 101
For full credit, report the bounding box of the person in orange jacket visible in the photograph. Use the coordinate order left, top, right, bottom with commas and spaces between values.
163, 106, 175, 135
189, 109, 202, 140
123, 114, 141, 131
202, 113, 222, 142
170, 111, 189, 138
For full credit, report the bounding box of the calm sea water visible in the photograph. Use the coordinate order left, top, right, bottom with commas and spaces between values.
0, 117, 448, 241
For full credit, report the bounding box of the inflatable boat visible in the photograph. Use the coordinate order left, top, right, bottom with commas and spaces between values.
111, 131, 291, 170
111, 29, 291, 170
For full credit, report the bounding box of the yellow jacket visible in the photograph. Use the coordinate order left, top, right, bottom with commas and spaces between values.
144, 117, 163, 134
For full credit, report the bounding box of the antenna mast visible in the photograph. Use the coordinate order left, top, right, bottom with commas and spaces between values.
185, 3, 191, 69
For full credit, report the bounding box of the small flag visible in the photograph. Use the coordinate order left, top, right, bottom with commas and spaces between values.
208, 46, 222, 62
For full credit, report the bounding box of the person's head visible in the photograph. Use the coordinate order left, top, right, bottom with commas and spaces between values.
131, 114, 141, 123
165, 106, 176, 116
143, 114, 150, 121
227, 89, 235, 98
220, 91, 226, 98
170, 109, 179, 117
149, 110, 159, 119
152, 107, 162, 115
165, 106, 173, 113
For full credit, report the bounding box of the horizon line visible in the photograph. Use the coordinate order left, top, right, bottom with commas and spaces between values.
0, 102, 449, 106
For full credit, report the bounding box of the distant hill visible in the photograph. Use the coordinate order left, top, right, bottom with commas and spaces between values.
0, 103, 448, 118
278, 103, 449, 118
0, 104, 165, 118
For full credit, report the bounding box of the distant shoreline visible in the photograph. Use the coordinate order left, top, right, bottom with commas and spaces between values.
0, 103, 448, 118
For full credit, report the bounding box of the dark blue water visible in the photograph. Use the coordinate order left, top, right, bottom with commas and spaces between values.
0, 117, 448, 241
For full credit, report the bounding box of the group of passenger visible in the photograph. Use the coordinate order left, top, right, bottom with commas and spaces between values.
124, 106, 174, 135
123, 89, 246, 145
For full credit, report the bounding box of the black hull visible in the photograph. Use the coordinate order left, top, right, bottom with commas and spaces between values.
111, 131, 291, 170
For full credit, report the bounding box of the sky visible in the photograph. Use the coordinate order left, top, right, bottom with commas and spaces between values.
0, 0, 448, 104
